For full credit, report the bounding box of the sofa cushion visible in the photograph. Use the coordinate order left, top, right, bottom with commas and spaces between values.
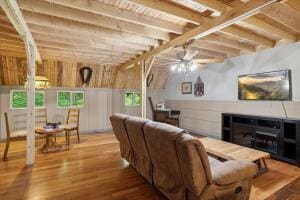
143, 121, 186, 200
125, 116, 152, 183
208, 156, 222, 168
109, 113, 134, 165
211, 160, 257, 186
176, 134, 213, 197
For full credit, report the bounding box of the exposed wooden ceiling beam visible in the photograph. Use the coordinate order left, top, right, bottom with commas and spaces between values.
194, 58, 224, 64
239, 17, 297, 41
0, 0, 41, 62
262, 2, 300, 33
203, 34, 256, 52
192, 40, 241, 56
18, 0, 170, 41
36, 40, 143, 55
194, 0, 297, 41
221, 26, 275, 47
32, 33, 151, 52
130, 0, 206, 24
119, 0, 277, 70
23, 11, 159, 47
44, 0, 185, 34
28, 24, 153, 50
0, 32, 23, 42
37, 44, 137, 58
36, 40, 142, 55
39, 48, 134, 60
193, 0, 230, 15
0, 38, 24, 47
0, 49, 26, 57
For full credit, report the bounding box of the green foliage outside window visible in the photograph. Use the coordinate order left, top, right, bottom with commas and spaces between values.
124, 93, 133, 106
11, 90, 45, 109
72, 92, 84, 107
124, 92, 141, 106
57, 92, 71, 108
35, 92, 45, 107
57, 91, 84, 108
133, 93, 141, 105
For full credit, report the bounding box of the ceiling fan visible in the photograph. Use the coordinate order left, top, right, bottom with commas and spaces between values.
171, 40, 223, 73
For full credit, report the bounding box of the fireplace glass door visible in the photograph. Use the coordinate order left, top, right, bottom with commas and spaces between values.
254, 131, 278, 153
232, 124, 254, 147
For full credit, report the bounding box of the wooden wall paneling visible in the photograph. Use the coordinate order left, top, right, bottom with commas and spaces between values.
0, 55, 166, 89
43, 60, 58, 87
0, 56, 3, 85
16, 56, 26, 85
62, 61, 77, 87
56, 61, 63, 87
94, 64, 101, 88
76, 63, 83, 87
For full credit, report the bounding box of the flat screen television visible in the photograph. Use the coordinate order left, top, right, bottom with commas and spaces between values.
238, 70, 292, 100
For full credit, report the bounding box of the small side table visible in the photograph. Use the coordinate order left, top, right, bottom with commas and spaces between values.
35, 127, 67, 153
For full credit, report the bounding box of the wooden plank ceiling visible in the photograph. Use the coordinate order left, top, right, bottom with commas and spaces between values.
0, 0, 300, 89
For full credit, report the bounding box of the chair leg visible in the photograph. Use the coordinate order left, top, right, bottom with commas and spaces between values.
3, 139, 10, 161
77, 129, 80, 143
65, 131, 68, 145
68, 132, 70, 145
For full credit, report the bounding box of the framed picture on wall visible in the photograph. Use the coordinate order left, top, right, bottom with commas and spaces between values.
181, 82, 192, 94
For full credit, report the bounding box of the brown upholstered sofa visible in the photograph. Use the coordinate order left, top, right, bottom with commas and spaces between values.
110, 113, 257, 200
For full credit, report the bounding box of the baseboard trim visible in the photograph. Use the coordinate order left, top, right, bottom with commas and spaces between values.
0, 129, 113, 142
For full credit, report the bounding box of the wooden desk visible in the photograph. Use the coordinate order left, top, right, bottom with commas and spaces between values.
35, 127, 66, 153
199, 137, 270, 174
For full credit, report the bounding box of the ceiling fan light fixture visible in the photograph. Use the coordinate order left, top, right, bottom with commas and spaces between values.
24, 75, 51, 89
171, 60, 197, 74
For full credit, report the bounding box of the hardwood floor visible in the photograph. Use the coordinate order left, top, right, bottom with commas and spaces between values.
0, 133, 299, 200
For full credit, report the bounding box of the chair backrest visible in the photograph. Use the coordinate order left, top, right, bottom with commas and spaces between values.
35, 108, 47, 127
4, 112, 11, 139
67, 108, 80, 128
110, 113, 134, 165
125, 116, 152, 183
143, 121, 186, 200
148, 96, 155, 113
176, 134, 213, 197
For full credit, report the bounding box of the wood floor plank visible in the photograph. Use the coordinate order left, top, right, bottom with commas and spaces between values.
0, 132, 299, 200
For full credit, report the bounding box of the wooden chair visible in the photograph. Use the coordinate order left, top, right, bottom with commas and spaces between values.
3, 112, 26, 161
35, 108, 48, 127
64, 109, 80, 145
3, 109, 48, 161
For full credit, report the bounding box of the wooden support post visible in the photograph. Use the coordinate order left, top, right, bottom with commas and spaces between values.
1, 0, 41, 165
25, 35, 36, 165
141, 60, 146, 118
141, 57, 155, 118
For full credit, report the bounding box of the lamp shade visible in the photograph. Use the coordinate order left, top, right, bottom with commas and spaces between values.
24, 76, 51, 89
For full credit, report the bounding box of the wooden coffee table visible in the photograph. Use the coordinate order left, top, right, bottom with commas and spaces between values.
35, 127, 67, 153
199, 137, 270, 175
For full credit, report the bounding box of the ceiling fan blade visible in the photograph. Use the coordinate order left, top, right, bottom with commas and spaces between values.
182, 49, 198, 61
194, 59, 224, 64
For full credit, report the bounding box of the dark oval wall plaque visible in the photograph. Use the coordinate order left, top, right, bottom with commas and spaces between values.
80, 66, 93, 86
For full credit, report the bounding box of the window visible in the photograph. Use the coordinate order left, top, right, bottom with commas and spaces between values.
124, 92, 141, 106
57, 91, 84, 108
10, 90, 45, 109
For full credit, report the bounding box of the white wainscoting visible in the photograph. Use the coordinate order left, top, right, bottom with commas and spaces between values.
0, 87, 165, 139
166, 100, 300, 138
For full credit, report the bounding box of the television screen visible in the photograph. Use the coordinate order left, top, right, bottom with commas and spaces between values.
238, 70, 292, 100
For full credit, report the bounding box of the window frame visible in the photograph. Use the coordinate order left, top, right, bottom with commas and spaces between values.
57, 90, 85, 108
124, 92, 141, 107
10, 89, 45, 110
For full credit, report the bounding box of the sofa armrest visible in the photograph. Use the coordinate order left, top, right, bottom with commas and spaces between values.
211, 160, 257, 185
